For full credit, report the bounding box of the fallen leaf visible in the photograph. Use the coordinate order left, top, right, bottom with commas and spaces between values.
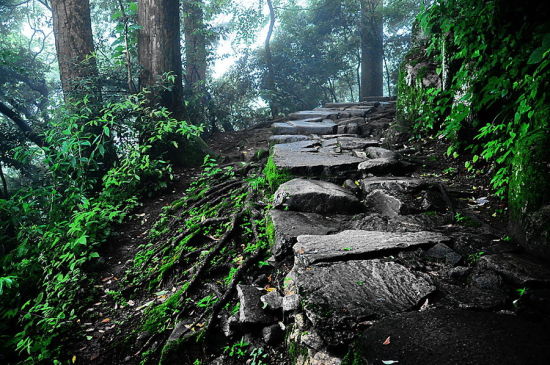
86, 336, 93, 341
382, 361, 399, 365
383, 336, 391, 345
127, 300, 135, 306
101, 318, 111, 323
264, 287, 277, 292
72, 355, 76, 363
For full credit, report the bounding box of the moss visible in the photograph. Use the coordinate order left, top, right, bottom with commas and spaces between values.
263, 154, 292, 192
287, 339, 308, 365
508, 128, 550, 257
265, 212, 276, 248
341, 346, 367, 365
141, 284, 188, 334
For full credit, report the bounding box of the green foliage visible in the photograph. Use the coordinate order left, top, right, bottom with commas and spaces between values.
0, 90, 201, 363
263, 154, 292, 192
398, 0, 549, 201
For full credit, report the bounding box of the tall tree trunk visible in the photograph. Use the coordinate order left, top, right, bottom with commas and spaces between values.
50, 0, 101, 104
138, 0, 186, 121
360, 0, 383, 99
265, 0, 278, 118
183, 0, 207, 90
0, 161, 8, 199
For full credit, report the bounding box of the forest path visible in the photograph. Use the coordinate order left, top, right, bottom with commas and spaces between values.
264, 98, 550, 364
72, 98, 550, 365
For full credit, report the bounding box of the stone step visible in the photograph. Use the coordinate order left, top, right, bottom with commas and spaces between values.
273, 178, 363, 215
293, 230, 450, 267
288, 110, 340, 120
271, 139, 369, 178
272, 119, 337, 135
360, 177, 450, 217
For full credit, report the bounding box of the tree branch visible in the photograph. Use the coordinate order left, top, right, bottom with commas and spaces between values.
0, 100, 47, 147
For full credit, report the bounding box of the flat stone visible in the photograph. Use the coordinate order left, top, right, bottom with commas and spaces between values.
358, 157, 401, 174
366, 146, 399, 159
269, 135, 311, 145
269, 210, 341, 259
273, 179, 363, 214
289, 110, 340, 120
356, 309, 550, 365
294, 230, 450, 266
480, 253, 550, 285
236, 285, 272, 325
336, 136, 380, 150
291, 259, 435, 344
272, 119, 337, 135
360, 177, 429, 195
425, 243, 462, 265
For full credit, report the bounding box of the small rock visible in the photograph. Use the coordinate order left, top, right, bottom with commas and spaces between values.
260, 290, 283, 310
425, 243, 462, 266
311, 351, 342, 365
358, 157, 400, 174
448, 266, 471, 279
365, 189, 402, 217
222, 315, 239, 338
237, 285, 273, 325
470, 271, 503, 291
283, 294, 300, 312
301, 331, 324, 350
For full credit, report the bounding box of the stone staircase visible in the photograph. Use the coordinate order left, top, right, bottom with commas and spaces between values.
237, 99, 550, 364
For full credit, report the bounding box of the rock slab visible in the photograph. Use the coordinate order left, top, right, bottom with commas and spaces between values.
294, 230, 449, 266
274, 179, 363, 214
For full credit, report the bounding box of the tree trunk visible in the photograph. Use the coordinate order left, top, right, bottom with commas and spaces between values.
50, 0, 101, 104
360, 0, 383, 99
183, 0, 207, 89
0, 161, 8, 199
265, 0, 278, 118
138, 0, 186, 121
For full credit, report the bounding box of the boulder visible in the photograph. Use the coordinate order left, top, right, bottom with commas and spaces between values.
479, 253, 550, 285
425, 243, 462, 265
289, 259, 435, 344
272, 119, 337, 135
273, 179, 363, 214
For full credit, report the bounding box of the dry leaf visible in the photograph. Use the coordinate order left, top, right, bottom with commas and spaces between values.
101, 318, 111, 323
72, 355, 76, 363
383, 336, 391, 345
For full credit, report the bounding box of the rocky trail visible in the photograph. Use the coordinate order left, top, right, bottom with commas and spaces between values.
73, 98, 550, 364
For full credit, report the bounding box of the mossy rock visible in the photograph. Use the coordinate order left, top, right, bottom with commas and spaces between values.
508, 129, 550, 259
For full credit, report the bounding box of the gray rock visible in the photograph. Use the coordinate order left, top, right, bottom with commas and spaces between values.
310, 352, 342, 365
222, 315, 239, 337
292, 259, 434, 344
262, 324, 284, 344
425, 243, 462, 266
272, 142, 365, 177
448, 266, 471, 279
293, 230, 450, 266
336, 136, 380, 150
479, 253, 550, 285
360, 177, 424, 194
272, 119, 337, 135
441, 283, 507, 310
347, 212, 452, 232
366, 147, 399, 159
358, 157, 401, 174
236, 285, 272, 325
260, 290, 283, 310
273, 179, 363, 214
269, 210, 342, 259
269, 135, 311, 145
289, 110, 340, 120
470, 271, 503, 290
283, 294, 300, 312
365, 189, 403, 217
301, 331, 324, 350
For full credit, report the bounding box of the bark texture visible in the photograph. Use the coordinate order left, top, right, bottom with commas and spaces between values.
360, 0, 384, 98
50, 0, 100, 103
138, 0, 186, 120
183, 0, 207, 89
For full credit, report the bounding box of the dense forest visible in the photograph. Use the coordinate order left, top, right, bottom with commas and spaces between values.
0, 0, 549, 364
